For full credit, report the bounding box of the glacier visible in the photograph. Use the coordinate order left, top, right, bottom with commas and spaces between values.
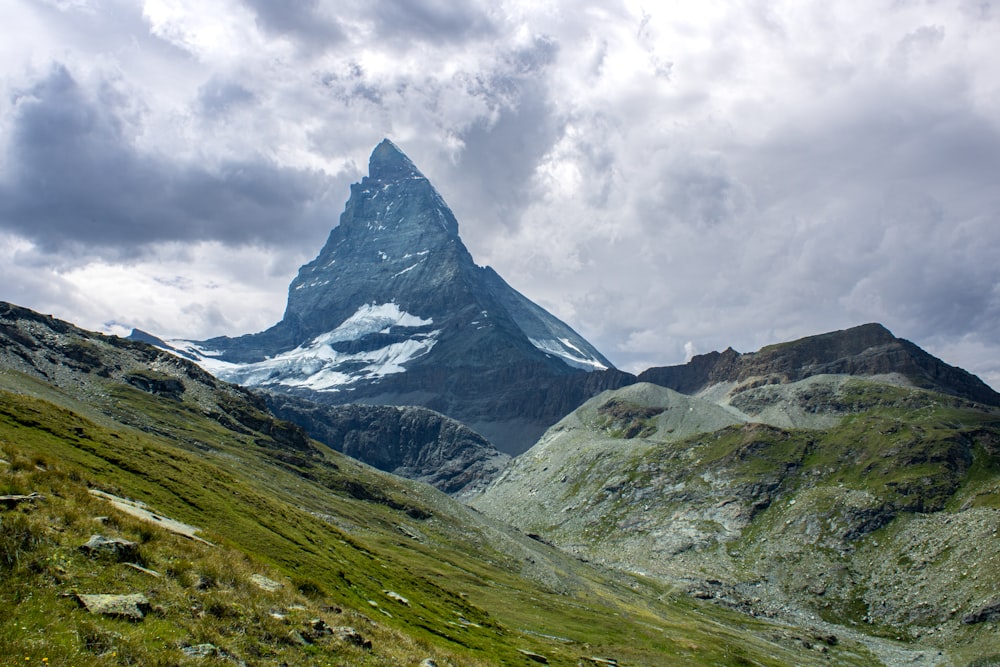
169, 303, 439, 391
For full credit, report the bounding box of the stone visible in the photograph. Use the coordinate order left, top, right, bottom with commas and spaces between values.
0, 492, 43, 509
962, 599, 1000, 625
384, 590, 409, 605
79, 534, 139, 563
88, 490, 212, 545
419, 660, 438, 667
123, 562, 161, 577
517, 649, 549, 664
250, 573, 282, 591
75, 593, 150, 621
307, 618, 333, 638
287, 630, 310, 646
181, 644, 217, 658
333, 626, 372, 649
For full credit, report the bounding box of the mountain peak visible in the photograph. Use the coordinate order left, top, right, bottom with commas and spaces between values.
368, 138, 424, 181
178, 139, 619, 455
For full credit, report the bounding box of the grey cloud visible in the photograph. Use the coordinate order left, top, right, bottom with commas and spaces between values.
451, 81, 561, 236
197, 79, 257, 116
365, 0, 497, 43
242, 0, 345, 48
0, 65, 339, 255
437, 36, 563, 237
644, 155, 754, 230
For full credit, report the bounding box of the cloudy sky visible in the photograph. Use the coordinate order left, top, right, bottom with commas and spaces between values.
3, 0, 999, 388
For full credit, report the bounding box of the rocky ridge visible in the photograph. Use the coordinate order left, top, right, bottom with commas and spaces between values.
639, 323, 1000, 407
0, 301, 310, 454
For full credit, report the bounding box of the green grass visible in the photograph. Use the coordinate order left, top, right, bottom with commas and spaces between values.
0, 373, 882, 666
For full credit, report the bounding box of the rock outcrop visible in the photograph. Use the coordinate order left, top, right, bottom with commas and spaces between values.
639, 323, 1000, 407
265, 395, 509, 497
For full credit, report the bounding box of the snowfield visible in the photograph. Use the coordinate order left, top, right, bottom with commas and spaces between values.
169, 303, 439, 391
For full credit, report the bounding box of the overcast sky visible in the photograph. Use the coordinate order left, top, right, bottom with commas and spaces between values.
3, 0, 999, 388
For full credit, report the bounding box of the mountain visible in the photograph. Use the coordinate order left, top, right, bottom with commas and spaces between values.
639, 322, 1000, 407
0, 300, 881, 666
165, 139, 631, 455
473, 372, 1000, 665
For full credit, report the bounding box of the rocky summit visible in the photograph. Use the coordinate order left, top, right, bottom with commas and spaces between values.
639, 323, 1000, 407
167, 139, 629, 455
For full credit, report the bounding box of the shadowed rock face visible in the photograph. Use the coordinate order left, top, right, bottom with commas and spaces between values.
264, 395, 510, 498
639, 323, 1000, 407
180, 139, 624, 455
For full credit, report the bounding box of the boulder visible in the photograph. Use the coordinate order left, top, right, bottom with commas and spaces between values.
333, 626, 372, 649
79, 534, 139, 563
517, 649, 549, 664
249, 573, 282, 591
75, 593, 150, 621
0, 492, 43, 510
963, 600, 1000, 625
181, 644, 217, 658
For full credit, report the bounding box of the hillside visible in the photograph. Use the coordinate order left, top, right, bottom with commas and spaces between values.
472, 378, 1000, 666
0, 301, 883, 665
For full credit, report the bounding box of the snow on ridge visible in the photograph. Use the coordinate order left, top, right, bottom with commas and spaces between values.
313, 302, 432, 345
167, 303, 438, 391
529, 337, 607, 371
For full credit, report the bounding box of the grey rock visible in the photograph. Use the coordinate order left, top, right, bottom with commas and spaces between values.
517, 649, 549, 664
249, 573, 282, 591
307, 618, 333, 637
287, 629, 310, 646
123, 562, 161, 577
0, 492, 43, 509
181, 644, 217, 658
963, 599, 1000, 625
384, 590, 409, 605
264, 398, 509, 497
75, 593, 150, 620
79, 534, 139, 563
332, 626, 372, 649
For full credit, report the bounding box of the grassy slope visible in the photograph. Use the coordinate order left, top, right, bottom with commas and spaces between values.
0, 366, 880, 667
474, 379, 1000, 666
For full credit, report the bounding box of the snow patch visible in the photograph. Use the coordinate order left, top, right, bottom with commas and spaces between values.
170, 303, 438, 391
392, 263, 420, 278
529, 337, 607, 371
313, 303, 432, 345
